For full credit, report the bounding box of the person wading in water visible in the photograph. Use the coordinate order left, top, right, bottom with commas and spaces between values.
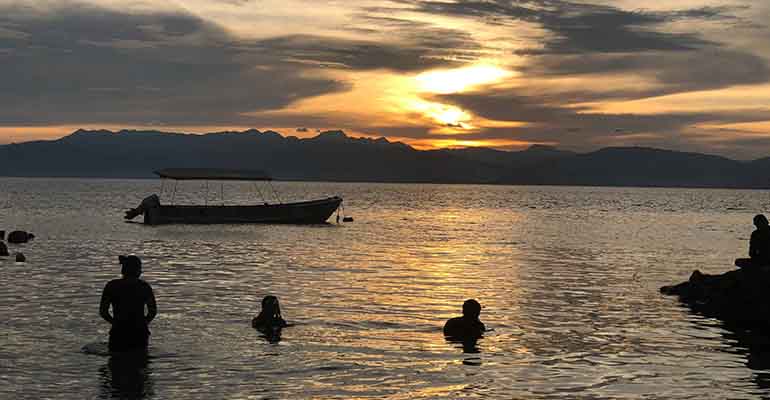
100, 255, 157, 353
443, 299, 486, 340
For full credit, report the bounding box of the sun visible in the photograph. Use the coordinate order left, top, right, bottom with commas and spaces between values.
415, 64, 512, 94
403, 63, 512, 129
406, 99, 474, 129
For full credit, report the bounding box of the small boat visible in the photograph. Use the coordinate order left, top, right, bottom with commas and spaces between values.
124, 168, 342, 225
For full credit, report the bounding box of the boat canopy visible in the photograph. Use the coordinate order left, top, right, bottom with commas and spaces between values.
154, 168, 272, 181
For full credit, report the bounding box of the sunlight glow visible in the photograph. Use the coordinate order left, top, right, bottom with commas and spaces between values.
404, 99, 474, 129
404, 137, 544, 150
415, 65, 512, 94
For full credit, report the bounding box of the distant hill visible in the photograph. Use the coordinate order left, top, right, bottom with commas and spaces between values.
1, 129, 769, 188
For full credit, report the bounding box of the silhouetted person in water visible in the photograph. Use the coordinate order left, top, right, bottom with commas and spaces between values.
444, 299, 485, 340
736, 214, 770, 269
100, 255, 157, 353
252, 295, 287, 342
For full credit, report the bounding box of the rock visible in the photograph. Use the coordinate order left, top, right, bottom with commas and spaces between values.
0, 230, 4, 240
661, 267, 770, 329
15, 253, 25, 262
7, 231, 34, 244
0, 242, 8, 256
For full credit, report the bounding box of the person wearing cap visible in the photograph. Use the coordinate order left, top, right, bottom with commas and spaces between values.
100, 255, 157, 353
443, 299, 486, 340
735, 214, 770, 269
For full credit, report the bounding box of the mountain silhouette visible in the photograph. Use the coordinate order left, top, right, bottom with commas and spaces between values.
1, 129, 769, 188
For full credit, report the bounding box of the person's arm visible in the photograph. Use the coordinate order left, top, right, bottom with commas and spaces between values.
750, 231, 759, 258
145, 285, 157, 324
99, 284, 114, 324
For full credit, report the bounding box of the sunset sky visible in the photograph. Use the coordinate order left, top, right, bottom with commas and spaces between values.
1, 0, 769, 158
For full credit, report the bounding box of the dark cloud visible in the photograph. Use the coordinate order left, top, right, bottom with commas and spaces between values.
433, 89, 770, 155
386, 1, 769, 96
395, 0, 770, 98
348, 15, 483, 62
0, 2, 474, 126
0, 5, 344, 125
251, 34, 471, 71
520, 48, 770, 100
401, 0, 735, 54
381, 0, 770, 157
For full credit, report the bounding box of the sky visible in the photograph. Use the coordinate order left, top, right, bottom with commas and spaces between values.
1, 0, 769, 158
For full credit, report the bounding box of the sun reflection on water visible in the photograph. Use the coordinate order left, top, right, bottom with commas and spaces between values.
1, 180, 767, 398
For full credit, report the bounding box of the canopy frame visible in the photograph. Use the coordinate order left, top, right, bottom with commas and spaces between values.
154, 168, 282, 205
154, 168, 272, 181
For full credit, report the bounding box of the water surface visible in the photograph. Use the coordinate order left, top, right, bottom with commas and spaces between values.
2, 178, 769, 399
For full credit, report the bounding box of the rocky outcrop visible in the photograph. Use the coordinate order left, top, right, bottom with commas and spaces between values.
661, 267, 770, 328
7, 231, 34, 244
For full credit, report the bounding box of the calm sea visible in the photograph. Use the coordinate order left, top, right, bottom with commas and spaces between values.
2, 177, 770, 399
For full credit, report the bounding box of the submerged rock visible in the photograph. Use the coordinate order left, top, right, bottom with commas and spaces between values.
15, 253, 25, 262
7, 231, 34, 244
661, 267, 770, 328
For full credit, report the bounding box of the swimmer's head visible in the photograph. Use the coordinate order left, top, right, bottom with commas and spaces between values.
462, 299, 481, 319
261, 295, 280, 315
119, 255, 142, 278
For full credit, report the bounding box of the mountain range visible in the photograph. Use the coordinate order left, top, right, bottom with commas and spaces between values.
2, 129, 769, 188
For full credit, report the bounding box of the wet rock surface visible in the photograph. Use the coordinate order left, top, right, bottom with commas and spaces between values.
661, 267, 770, 328
7, 231, 34, 244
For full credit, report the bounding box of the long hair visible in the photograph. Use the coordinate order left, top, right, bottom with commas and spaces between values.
258, 295, 282, 320
755, 214, 769, 228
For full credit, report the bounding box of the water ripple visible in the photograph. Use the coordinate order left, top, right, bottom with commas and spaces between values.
0, 178, 768, 398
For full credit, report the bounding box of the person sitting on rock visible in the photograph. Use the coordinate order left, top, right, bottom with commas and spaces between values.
735, 214, 770, 269
443, 299, 486, 340
252, 295, 287, 336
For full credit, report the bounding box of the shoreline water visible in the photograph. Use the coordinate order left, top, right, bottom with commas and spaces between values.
2, 178, 769, 398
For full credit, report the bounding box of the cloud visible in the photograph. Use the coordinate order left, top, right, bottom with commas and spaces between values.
402, 0, 737, 54
433, 88, 770, 154
394, 1, 770, 102
380, 0, 770, 156
0, 4, 346, 125
251, 34, 470, 72
519, 48, 770, 101
0, 1, 476, 126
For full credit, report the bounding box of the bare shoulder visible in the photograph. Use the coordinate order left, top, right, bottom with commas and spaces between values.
103, 279, 119, 291
140, 279, 155, 293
